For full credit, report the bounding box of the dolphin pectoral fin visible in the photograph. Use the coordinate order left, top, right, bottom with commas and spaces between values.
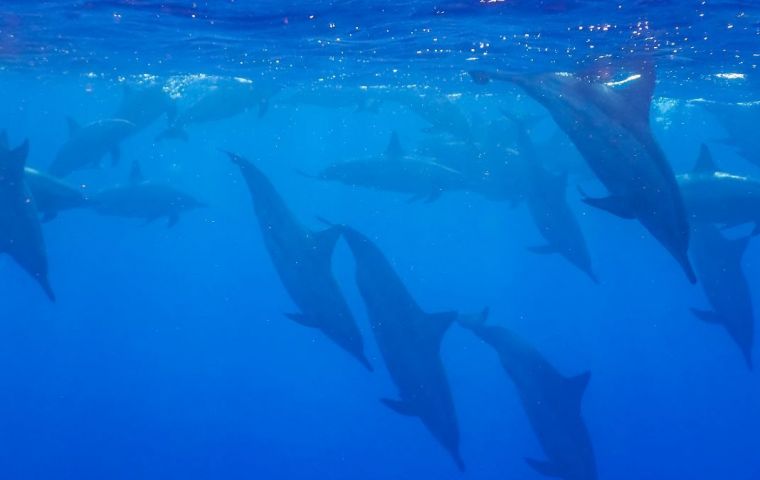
525, 458, 562, 478
693, 144, 718, 173
110, 145, 121, 166
380, 398, 417, 417
581, 194, 636, 219
167, 212, 180, 228
690, 308, 721, 324
527, 245, 557, 255
285, 313, 321, 328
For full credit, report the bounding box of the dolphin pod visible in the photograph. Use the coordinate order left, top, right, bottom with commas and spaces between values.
335, 223, 477, 471
470, 59, 697, 283
226, 151, 372, 371
0, 132, 55, 301
459, 314, 597, 480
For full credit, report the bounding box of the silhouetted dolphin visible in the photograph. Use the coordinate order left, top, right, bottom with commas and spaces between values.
459, 315, 597, 480
471, 59, 696, 283
281, 87, 382, 113
0, 132, 54, 301
90, 162, 204, 227
24, 167, 89, 222
114, 83, 176, 132
679, 144, 760, 235
337, 224, 471, 470
157, 80, 279, 141
50, 118, 136, 177
226, 151, 371, 371
306, 132, 469, 202
691, 223, 754, 369
505, 112, 596, 282
387, 91, 472, 142
701, 100, 760, 168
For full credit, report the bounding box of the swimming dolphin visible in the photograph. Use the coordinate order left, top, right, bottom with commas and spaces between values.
336, 224, 472, 470
690, 223, 754, 369
701, 101, 760, 168
459, 315, 597, 480
24, 167, 89, 222
305, 132, 469, 202
157, 80, 279, 141
505, 112, 597, 282
678, 144, 760, 234
0, 132, 55, 301
471, 59, 696, 283
89, 162, 204, 227
226, 151, 371, 371
387, 91, 472, 142
281, 87, 382, 113
49, 117, 136, 177
114, 83, 177, 133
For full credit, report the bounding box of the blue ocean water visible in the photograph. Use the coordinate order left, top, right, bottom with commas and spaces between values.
1, 1, 759, 479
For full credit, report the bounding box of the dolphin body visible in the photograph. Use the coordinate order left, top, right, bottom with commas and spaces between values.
701, 101, 760, 168
24, 167, 89, 222
460, 316, 597, 480
506, 113, 597, 282
0, 132, 55, 301
89, 162, 204, 227
471, 60, 696, 283
309, 132, 469, 202
678, 145, 760, 235
691, 222, 754, 369
227, 151, 371, 371
114, 83, 177, 133
157, 80, 279, 141
336, 224, 467, 470
49, 118, 136, 178
387, 91, 472, 142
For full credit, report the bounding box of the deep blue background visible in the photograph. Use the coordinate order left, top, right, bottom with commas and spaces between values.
1, 1, 759, 479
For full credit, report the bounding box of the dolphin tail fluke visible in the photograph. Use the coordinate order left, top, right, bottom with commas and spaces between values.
585, 268, 600, 285
452, 451, 466, 472
155, 125, 188, 142
357, 353, 374, 372
525, 458, 562, 478
679, 257, 698, 284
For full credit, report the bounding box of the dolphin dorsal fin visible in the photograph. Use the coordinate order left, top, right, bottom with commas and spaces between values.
693, 144, 717, 173
566, 371, 591, 406
421, 311, 458, 348
3, 138, 29, 176
66, 117, 81, 137
617, 59, 656, 126
385, 131, 405, 160
129, 161, 144, 184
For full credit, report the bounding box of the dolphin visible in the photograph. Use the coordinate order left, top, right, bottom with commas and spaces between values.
471, 59, 697, 283
386, 91, 472, 142
24, 167, 89, 222
49, 117, 136, 178
701, 100, 760, 168
336, 224, 472, 470
157, 80, 279, 141
690, 223, 754, 369
114, 83, 177, 133
89, 162, 204, 227
505, 112, 597, 282
226, 151, 371, 371
280, 87, 382, 113
0, 132, 55, 301
678, 144, 760, 234
459, 315, 597, 480
306, 132, 469, 203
